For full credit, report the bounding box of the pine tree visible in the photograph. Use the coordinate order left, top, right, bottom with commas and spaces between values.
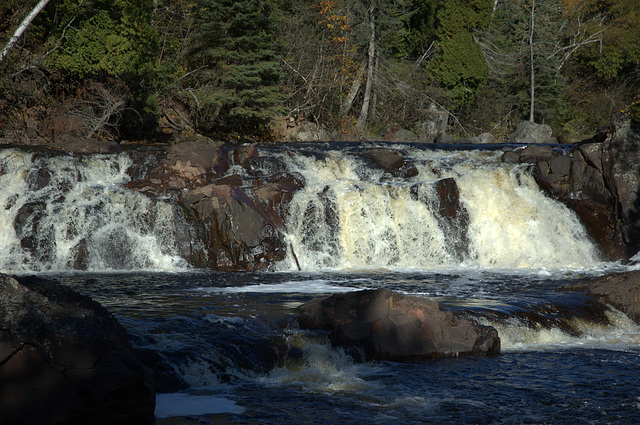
186, 0, 285, 138
426, 0, 493, 107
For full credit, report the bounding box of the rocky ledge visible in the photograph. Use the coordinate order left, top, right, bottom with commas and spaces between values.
0, 274, 155, 425
563, 270, 640, 324
297, 289, 500, 361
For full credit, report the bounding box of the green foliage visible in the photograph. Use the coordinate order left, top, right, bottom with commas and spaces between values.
427, 0, 492, 107
574, 0, 640, 80
185, 0, 285, 138
43, 0, 158, 80
429, 31, 488, 106
2, 0, 636, 142
434, 0, 491, 37
400, 0, 438, 57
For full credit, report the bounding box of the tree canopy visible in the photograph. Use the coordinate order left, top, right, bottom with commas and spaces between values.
0, 0, 637, 142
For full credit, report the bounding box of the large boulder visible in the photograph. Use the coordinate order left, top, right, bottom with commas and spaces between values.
417, 103, 449, 142
178, 171, 303, 270
563, 270, 640, 324
0, 274, 155, 425
297, 289, 500, 361
509, 121, 556, 144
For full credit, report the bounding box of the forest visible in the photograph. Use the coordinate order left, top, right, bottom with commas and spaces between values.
0, 0, 638, 144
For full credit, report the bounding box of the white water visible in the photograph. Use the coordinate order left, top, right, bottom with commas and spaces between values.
0, 149, 187, 272
278, 148, 601, 272
479, 307, 640, 352
0, 145, 604, 273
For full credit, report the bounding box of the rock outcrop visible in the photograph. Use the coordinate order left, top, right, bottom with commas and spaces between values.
123, 142, 304, 270
0, 274, 155, 425
503, 112, 640, 261
297, 289, 500, 361
563, 270, 640, 324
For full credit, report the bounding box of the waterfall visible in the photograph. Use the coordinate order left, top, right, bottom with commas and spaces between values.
0, 144, 602, 273
278, 147, 600, 271
0, 149, 187, 272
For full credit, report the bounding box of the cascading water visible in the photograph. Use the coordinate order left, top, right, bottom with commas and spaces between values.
0, 144, 601, 273
0, 149, 188, 272
1, 143, 637, 424
277, 147, 600, 271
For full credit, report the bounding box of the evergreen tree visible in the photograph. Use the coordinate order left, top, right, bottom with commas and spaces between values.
42, 0, 158, 80
426, 0, 493, 107
185, 0, 285, 138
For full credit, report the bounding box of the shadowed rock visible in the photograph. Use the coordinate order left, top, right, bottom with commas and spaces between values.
297, 289, 500, 361
0, 274, 155, 425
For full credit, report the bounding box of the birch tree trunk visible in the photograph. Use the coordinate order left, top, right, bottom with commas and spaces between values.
341, 61, 366, 115
528, 0, 536, 123
356, 0, 376, 131
0, 0, 52, 64
370, 53, 379, 122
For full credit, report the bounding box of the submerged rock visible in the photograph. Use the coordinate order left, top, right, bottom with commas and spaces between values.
0, 274, 155, 425
297, 289, 500, 361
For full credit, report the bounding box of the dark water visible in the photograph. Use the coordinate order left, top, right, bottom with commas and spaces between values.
48, 269, 640, 425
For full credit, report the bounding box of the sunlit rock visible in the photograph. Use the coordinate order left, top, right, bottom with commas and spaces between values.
297, 289, 500, 361
509, 121, 556, 144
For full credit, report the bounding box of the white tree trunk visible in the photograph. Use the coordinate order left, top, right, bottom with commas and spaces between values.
341, 61, 366, 115
0, 0, 52, 63
356, 0, 376, 130
528, 0, 536, 123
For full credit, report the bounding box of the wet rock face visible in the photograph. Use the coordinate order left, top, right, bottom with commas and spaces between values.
0, 274, 155, 425
175, 152, 304, 270
297, 289, 500, 361
410, 178, 470, 261
563, 270, 640, 324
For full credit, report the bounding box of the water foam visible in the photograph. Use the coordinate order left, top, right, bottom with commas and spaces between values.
278, 148, 601, 272
0, 149, 187, 272
479, 307, 640, 352
194, 279, 361, 294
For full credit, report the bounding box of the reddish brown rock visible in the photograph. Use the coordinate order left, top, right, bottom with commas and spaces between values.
297, 289, 500, 361
179, 182, 291, 270
563, 270, 640, 324
362, 148, 418, 178
504, 112, 639, 261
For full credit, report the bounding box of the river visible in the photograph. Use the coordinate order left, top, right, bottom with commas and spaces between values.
1, 143, 639, 423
